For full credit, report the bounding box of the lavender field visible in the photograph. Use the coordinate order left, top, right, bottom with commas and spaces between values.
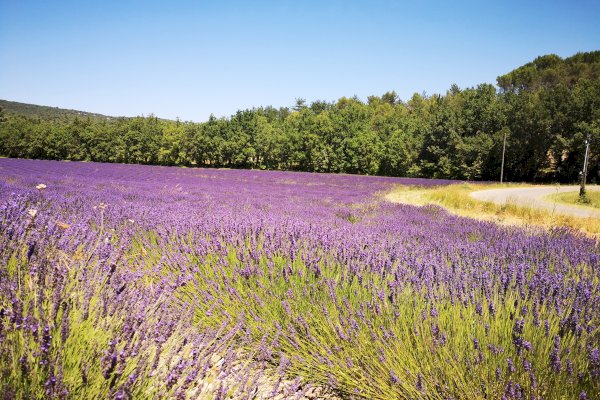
0, 158, 598, 400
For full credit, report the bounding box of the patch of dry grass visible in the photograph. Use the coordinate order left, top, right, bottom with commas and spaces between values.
385, 183, 600, 237
545, 190, 600, 209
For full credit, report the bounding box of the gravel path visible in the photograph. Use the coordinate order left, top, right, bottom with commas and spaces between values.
469, 185, 600, 218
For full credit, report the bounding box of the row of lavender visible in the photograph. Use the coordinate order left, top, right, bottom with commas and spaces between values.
0, 158, 598, 399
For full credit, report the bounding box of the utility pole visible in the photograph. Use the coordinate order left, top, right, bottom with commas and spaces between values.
500, 128, 507, 183
579, 134, 590, 198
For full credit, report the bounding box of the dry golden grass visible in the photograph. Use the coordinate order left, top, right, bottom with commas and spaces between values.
385, 183, 600, 237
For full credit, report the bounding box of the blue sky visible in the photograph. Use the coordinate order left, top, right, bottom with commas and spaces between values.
1, 0, 598, 121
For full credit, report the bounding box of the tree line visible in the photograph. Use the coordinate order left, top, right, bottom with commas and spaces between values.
1, 51, 599, 182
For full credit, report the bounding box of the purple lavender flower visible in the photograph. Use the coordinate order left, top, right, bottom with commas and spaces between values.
390, 369, 400, 385
475, 302, 483, 316
566, 357, 574, 376
507, 358, 516, 374
588, 347, 599, 378
488, 301, 496, 317
416, 373, 424, 392
40, 325, 52, 367
550, 335, 562, 373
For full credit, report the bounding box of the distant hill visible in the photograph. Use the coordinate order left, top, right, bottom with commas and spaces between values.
0, 99, 116, 121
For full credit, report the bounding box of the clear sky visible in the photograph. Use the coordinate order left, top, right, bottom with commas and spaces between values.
1, 0, 598, 121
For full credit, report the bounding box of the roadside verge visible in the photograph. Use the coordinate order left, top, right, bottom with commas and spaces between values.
385, 183, 600, 237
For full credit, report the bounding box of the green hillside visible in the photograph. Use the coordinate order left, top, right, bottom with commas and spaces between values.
0, 99, 115, 121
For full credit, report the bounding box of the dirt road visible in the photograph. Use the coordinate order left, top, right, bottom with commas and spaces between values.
469, 185, 600, 218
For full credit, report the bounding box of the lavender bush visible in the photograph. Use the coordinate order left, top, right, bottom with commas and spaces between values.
0, 158, 598, 399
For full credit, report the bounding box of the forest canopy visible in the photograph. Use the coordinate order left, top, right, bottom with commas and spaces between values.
1, 51, 599, 182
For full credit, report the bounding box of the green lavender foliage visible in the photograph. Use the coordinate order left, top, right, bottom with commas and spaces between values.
137, 231, 598, 400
